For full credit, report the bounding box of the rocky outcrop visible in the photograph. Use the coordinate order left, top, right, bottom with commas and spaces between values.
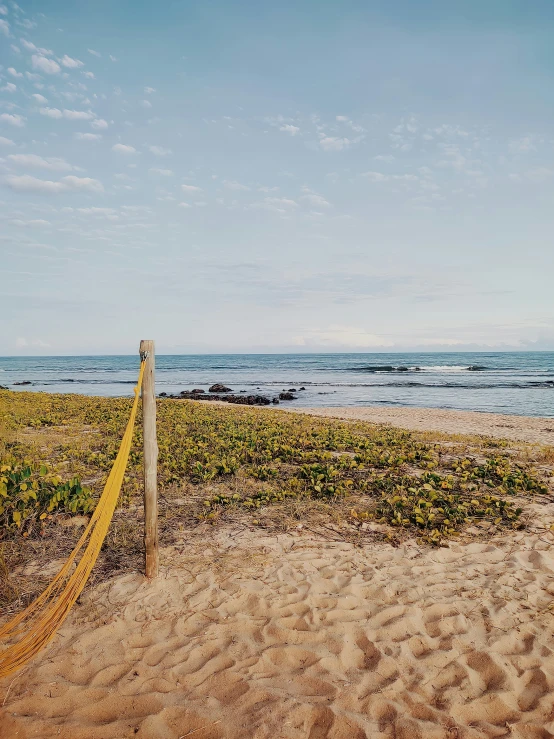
279, 392, 296, 401
14, 381, 32, 386
209, 383, 232, 393
172, 391, 270, 406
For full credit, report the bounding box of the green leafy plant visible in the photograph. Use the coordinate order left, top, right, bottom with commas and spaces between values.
0, 462, 94, 537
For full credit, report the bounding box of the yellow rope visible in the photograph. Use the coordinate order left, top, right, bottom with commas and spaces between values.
0, 360, 146, 679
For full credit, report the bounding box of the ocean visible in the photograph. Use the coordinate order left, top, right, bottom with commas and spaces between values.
1, 352, 553, 417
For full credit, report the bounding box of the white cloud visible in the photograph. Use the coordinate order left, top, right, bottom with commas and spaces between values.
280, 124, 300, 136
39, 107, 63, 119
83, 71, 95, 79
5, 174, 103, 194
5, 175, 104, 195
11, 218, 51, 227
264, 196, 298, 207
140, 100, 152, 108
0, 19, 9, 36
87, 48, 101, 57
31, 55, 61, 75
21, 39, 53, 55
150, 168, 173, 176
149, 145, 171, 156
8, 67, 23, 78
91, 118, 108, 130
224, 180, 250, 191
0, 113, 25, 127
178, 202, 191, 208
112, 144, 138, 155
362, 171, 419, 183
75, 132, 102, 141
8, 153, 74, 171
32, 93, 47, 103
0, 136, 15, 146
62, 109, 94, 120
1, 82, 16, 92
0, 5, 7, 15
144, 87, 155, 94
336, 115, 348, 122
362, 171, 387, 182
301, 188, 330, 208
11, 44, 20, 53
181, 184, 203, 193
250, 197, 299, 213
77, 207, 116, 215
59, 175, 104, 192
60, 54, 84, 69
109, 54, 118, 62
319, 136, 351, 152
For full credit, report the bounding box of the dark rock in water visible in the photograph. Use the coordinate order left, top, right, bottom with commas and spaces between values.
299, 387, 306, 391
14, 381, 32, 386
467, 365, 487, 371
209, 383, 232, 393
272, 398, 279, 404
175, 391, 270, 406
0, 385, 8, 391
397, 366, 409, 372
191, 388, 205, 394
159, 392, 167, 397
279, 392, 296, 401
288, 388, 297, 392
225, 394, 270, 406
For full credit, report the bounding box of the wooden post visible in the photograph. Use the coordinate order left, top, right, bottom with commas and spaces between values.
140, 339, 159, 579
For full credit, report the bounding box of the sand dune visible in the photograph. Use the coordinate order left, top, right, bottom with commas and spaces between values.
3, 523, 554, 739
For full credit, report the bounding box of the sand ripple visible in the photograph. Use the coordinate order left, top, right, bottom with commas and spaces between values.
3, 529, 554, 738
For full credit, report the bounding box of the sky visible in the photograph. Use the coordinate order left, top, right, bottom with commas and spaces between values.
1, 0, 553, 355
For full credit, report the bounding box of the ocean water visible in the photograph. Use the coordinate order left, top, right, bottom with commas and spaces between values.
0, 352, 553, 417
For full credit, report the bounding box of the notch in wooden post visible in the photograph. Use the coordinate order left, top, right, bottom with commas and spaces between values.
139, 339, 159, 579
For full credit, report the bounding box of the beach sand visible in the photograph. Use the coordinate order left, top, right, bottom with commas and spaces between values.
3, 523, 554, 739
2, 406, 554, 739
286, 406, 554, 447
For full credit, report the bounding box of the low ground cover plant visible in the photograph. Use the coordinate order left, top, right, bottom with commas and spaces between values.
1, 391, 551, 548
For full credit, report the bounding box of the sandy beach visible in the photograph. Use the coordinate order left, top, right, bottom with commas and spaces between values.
1, 402, 554, 739
285, 406, 554, 447
3, 521, 554, 739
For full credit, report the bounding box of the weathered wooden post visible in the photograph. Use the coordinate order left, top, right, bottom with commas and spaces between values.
139, 339, 159, 578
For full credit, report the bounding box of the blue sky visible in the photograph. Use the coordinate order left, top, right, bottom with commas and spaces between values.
1, 0, 553, 355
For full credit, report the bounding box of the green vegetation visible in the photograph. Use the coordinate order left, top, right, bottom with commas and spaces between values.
1, 391, 551, 548
0, 462, 93, 535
